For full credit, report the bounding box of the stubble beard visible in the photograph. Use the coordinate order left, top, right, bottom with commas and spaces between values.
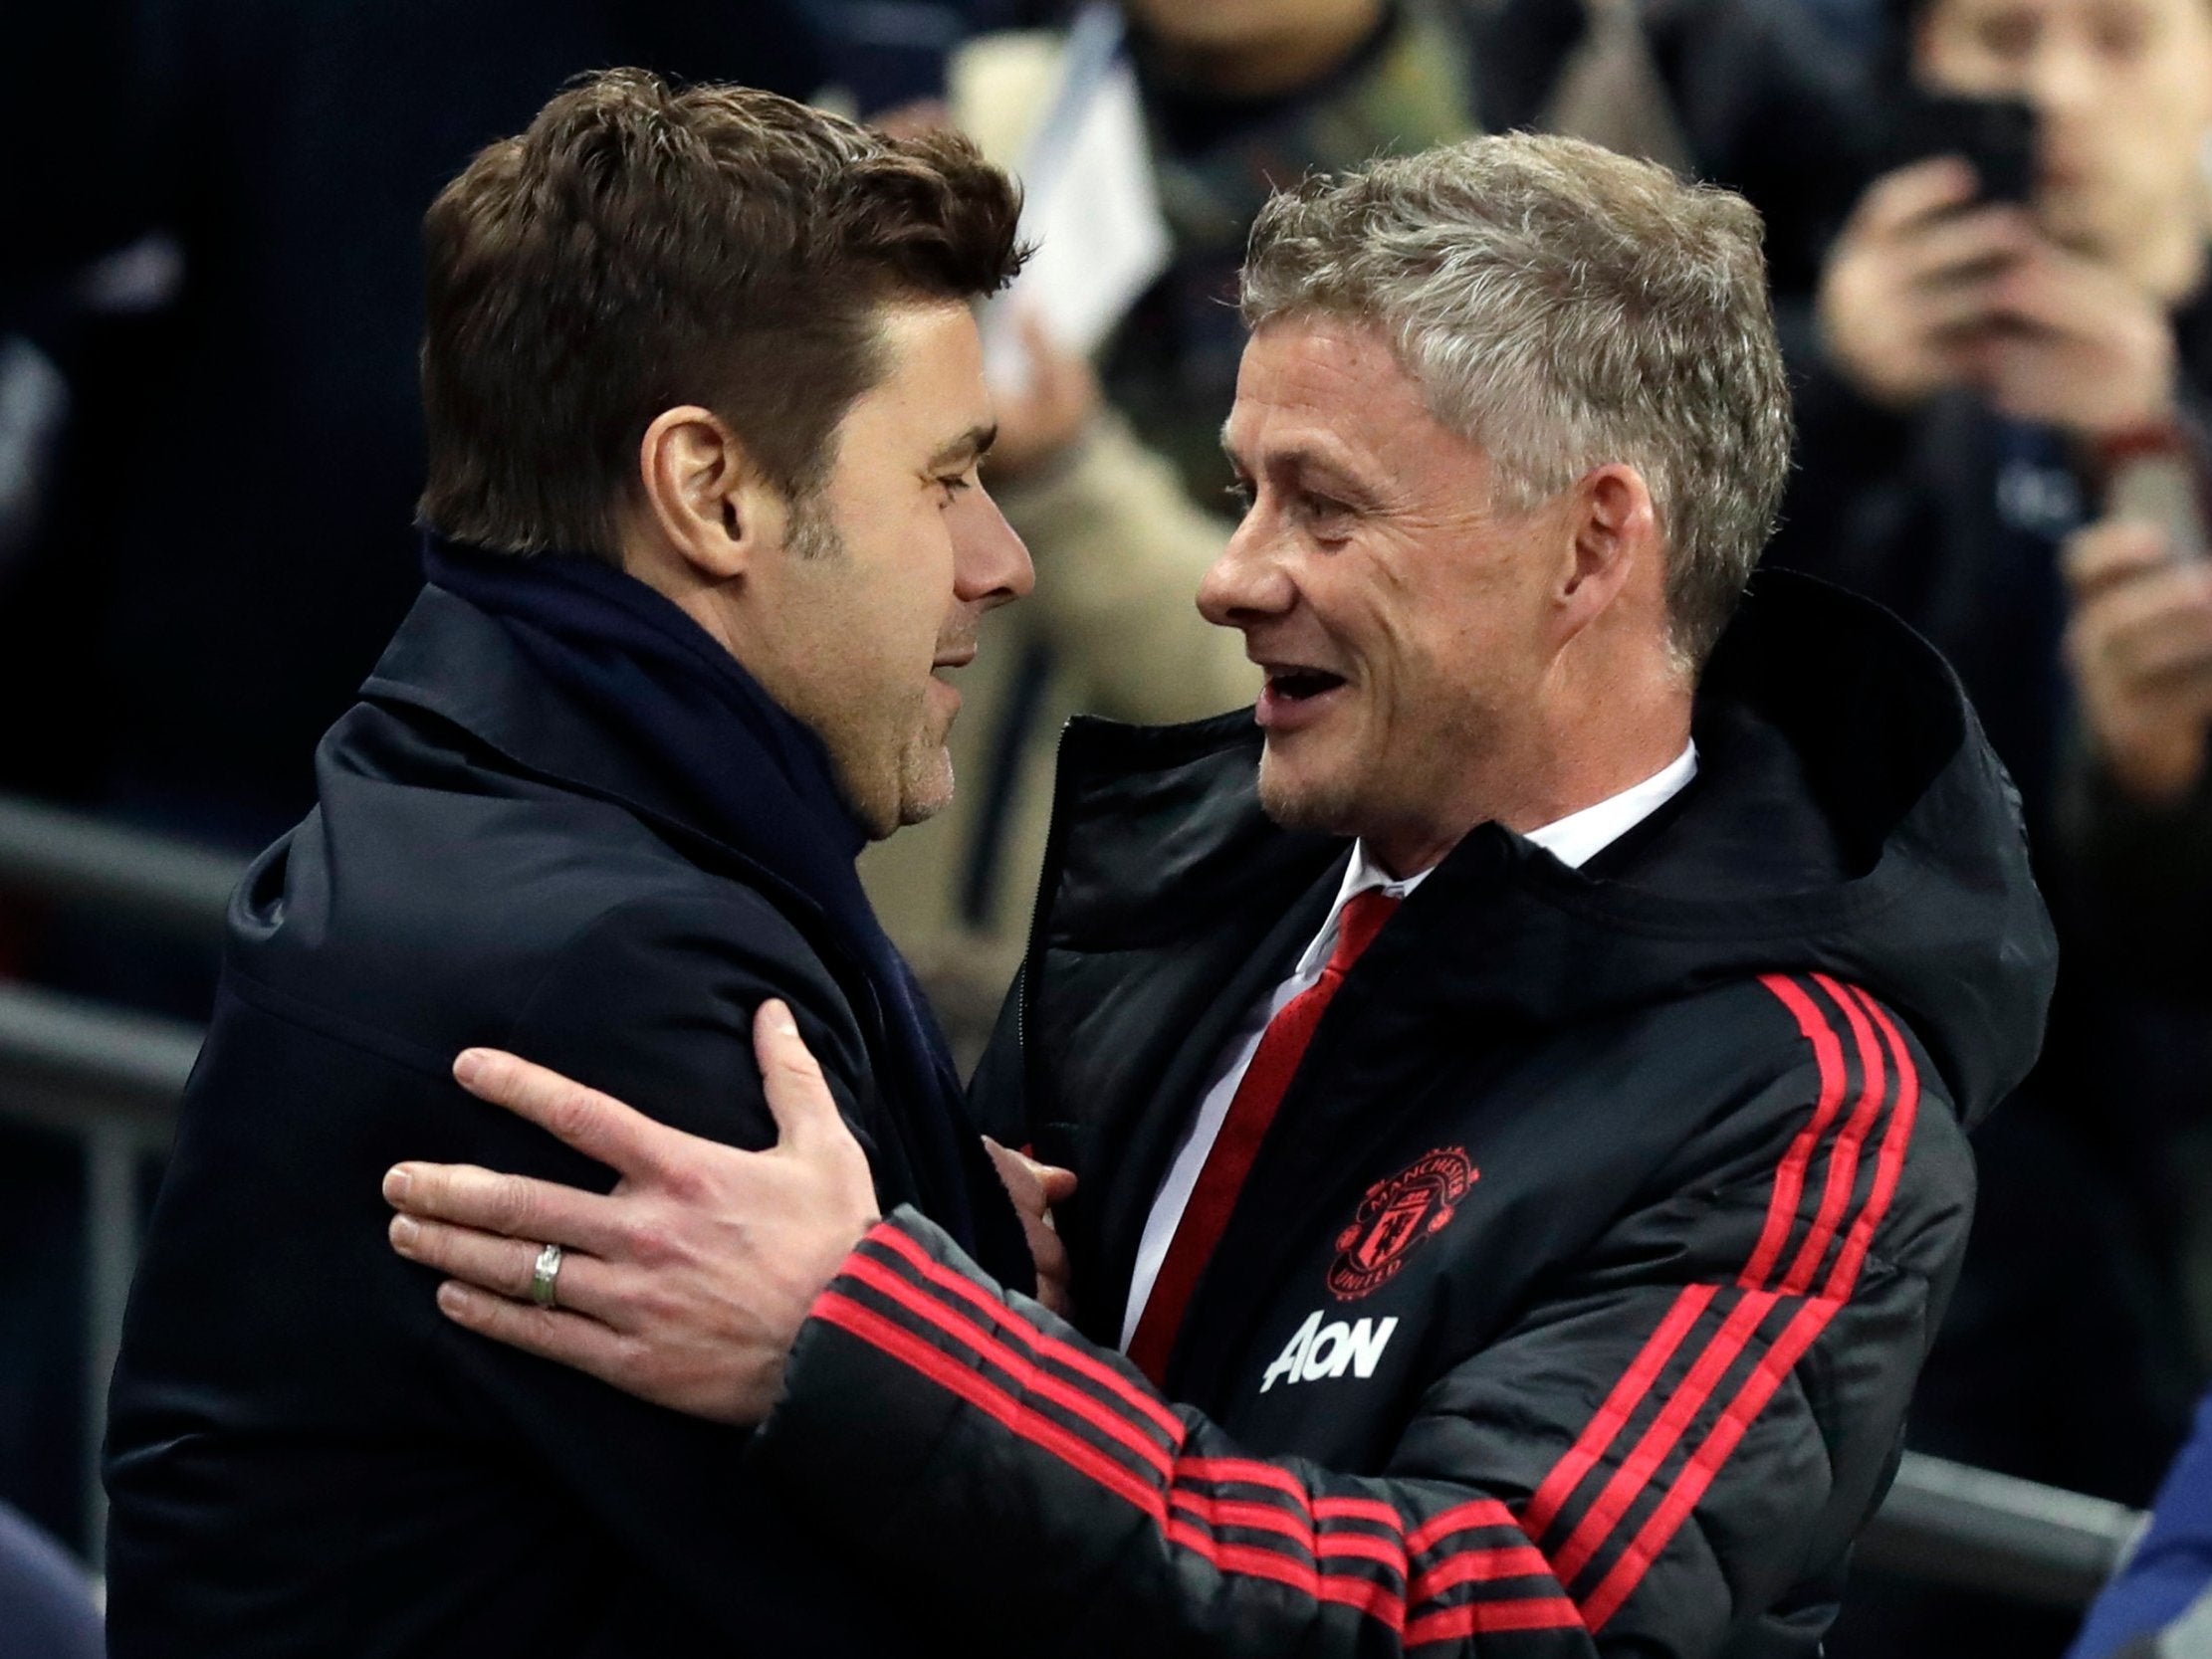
894, 691, 957, 828
1254, 743, 1364, 837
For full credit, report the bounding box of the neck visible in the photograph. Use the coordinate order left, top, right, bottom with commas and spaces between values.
1364, 651, 1694, 881
2127, 225, 2211, 311
621, 533, 750, 662
1145, 1, 1386, 100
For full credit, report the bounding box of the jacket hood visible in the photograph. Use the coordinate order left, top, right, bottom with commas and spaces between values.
1035, 570, 2054, 1129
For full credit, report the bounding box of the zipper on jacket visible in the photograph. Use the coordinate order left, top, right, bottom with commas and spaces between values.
1014, 719, 1085, 1107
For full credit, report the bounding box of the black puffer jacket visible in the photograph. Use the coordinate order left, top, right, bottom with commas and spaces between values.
749, 572, 2054, 1656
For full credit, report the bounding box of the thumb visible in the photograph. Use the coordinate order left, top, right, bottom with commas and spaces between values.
1038, 1163, 1078, 1205
983, 1136, 1079, 1206
753, 1000, 847, 1154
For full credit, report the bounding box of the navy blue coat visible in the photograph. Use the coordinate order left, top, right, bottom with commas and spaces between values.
104, 583, 1027, 1655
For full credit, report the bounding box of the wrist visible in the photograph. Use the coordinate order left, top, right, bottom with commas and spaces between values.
2099, 728, 2208, 807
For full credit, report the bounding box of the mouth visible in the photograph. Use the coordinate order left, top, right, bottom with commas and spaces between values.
1255, 661, 1350, 731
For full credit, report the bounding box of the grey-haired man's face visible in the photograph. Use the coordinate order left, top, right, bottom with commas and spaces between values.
1199, 315, 1570, 871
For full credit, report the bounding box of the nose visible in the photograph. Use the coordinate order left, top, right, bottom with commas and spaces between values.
1198, 505, 1295, 629
953, 487, 1034, 611
2024, 31, 2099, 125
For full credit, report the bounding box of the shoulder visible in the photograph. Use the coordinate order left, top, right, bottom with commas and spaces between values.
224, 752, 863, 1092
1624, 974, 1973, 1277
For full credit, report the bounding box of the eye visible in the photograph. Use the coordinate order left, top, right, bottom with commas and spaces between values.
1223, 479, 1256, 515
935, 471, 977, 507
2092, 6, 2148, 56
1298, 491, 1355, 538
1973, 7, 2038, 59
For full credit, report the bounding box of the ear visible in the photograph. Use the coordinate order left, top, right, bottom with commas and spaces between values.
1555, 463, 1659, 640
634, 406, 790, 581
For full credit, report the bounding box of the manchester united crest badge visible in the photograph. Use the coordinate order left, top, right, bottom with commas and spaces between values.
1327, 1147, 1478, 1301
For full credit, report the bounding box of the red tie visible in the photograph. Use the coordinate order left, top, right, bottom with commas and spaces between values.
1126, 888, 1402, 1385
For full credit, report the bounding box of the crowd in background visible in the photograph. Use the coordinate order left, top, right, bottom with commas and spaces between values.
4, 0, 2211, 1653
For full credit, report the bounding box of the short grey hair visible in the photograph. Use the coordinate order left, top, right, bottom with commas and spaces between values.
1239, 133, 1792, 671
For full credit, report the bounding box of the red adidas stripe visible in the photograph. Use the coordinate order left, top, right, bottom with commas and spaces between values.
814, 1291, 1163, 1517
1167, 1492, 1407, 1569
1517, 973, 1886, 1618
1521, 1283, 1718, 1535
1778, 975, 1888, 1295
1548, 1288, 1782, 1581
1409, 1545, 1557, 1600
1315, 1496, 1411, 1531
1405, 1595, 1587, 1644
1821, 989, 1921, 1300
842, 1253, 1175, 1479
1581, 1297, 1841, 1630
1174, 1455, 1313, 1502
1742, 975, 1853, 1288
819, 1284, 1429, 1623
1404, 1496, 1523, 1555
1576, 986, 1920, 1630
1161, 1521, 1407, 1626
864, 1221, 1185, 1442
1524, 974, 1846, 1586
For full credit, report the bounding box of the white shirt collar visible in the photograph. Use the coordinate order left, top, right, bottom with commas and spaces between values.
1292, 740, 1699, 978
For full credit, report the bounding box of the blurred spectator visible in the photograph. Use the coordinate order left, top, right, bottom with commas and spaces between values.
2061, 518, 2212, 983
0, 1500, 102, 1659
1774, 0, 2212, 1650
2069, 1385, 2212, 1659
861, 0, 1474, 1004
1779, 0, 2212, 823
1459, 0, 1879, 316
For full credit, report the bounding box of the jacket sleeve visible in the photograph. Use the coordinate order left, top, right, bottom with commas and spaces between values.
750, 987, 1972, 1656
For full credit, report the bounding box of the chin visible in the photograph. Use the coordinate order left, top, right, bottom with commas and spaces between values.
895, 747, 957, 829
1255, 750, 1361, 837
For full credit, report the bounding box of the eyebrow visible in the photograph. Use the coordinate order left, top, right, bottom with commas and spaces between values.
1219, 425, 1369, 492
928, 423, 998, 470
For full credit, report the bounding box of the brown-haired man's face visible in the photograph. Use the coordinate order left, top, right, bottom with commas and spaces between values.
754, 301, 1033, 838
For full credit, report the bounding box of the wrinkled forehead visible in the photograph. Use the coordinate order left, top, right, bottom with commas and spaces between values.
1221, 312, 1502, 509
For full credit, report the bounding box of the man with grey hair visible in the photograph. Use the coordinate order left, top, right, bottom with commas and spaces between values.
380, 134, 2053, 1653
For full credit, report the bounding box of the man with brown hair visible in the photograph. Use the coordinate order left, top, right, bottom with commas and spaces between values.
103, 70, 1041, 1654
384, 136, 2056, 1655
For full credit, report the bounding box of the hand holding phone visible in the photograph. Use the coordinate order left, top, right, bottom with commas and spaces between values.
1886, 92, 2040, 206
1819, 152, 2035, 409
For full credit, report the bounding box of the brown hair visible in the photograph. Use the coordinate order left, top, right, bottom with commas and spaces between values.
418, 70, 1026, 557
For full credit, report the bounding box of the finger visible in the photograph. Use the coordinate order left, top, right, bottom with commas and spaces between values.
2102, 601, 2212, 684
1037, 1163, 1078, 1205
752, 1000, 848, 1155
382, 1159, 627, 1258
1898, 205, 2031, 288
1029, 1222, 1071, 1287
2079, 561, 2212, 648
1852, 156, 1981, 239
983, 1136, 1043, 1205
452, 1050, 668, 1178
1913, 274, 2009, 336
433, 1279, 639, 1383
389, 1214, 619, 1320
2066, 520, 2174, 593
1988, 246, 2141, 336
2128, 667, 2212, 724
